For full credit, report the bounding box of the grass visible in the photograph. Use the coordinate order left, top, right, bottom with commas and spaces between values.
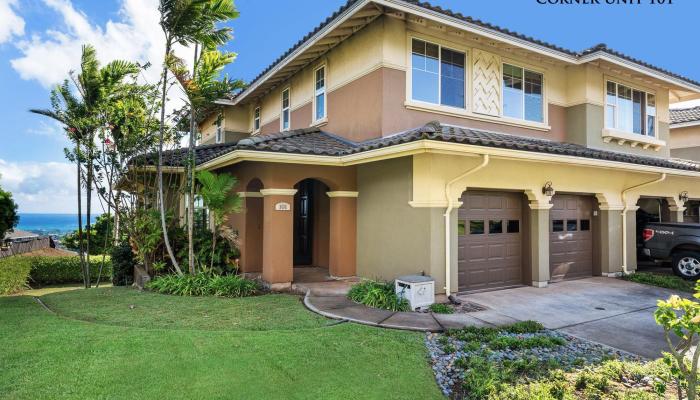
348, 280, 410, 311
0, 287, 442, 399
622, 271, 696, 293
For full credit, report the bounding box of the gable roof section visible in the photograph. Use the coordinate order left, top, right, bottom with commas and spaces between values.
230, 0, 700, 105
670, 106, 700, 127
150, 123, 700, 173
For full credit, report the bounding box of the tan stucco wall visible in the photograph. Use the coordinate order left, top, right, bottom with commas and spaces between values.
671, 146, 700, 161
356, 157, 448, 291
566, 103, 671, 158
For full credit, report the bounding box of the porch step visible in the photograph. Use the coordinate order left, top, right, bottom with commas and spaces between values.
292, 279, 357, 296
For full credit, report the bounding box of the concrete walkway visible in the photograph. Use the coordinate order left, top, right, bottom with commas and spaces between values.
304, 277, 685, 358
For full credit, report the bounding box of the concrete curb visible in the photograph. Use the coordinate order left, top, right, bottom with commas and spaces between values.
303, 291, 444, 332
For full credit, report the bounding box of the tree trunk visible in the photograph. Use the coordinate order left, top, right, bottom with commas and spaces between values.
76, 145, 87, 288
157, 42, 183, 276
210, 227, 217, 271
85, 144, 92, 288
187, 44, 199, 275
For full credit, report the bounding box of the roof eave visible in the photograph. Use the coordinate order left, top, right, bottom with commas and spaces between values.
671, 121, 700, 129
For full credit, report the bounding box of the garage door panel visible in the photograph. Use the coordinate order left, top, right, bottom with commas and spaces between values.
550, 194, 594, 281
458, 191, 523, 292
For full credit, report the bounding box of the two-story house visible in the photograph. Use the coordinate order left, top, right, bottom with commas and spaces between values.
670, 106, 700, 222
163, 0, 700, 294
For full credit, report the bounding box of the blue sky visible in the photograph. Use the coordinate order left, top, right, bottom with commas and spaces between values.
0, 0, 698, 213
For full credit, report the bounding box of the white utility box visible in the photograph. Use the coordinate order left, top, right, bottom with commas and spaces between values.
395, 275, 435, 311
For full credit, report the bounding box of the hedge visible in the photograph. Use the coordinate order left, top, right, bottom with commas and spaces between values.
0, 256, 32, 295
28, 256, 112, 285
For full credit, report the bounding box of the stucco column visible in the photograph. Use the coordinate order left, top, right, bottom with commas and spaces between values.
669, 206, 686, 223
260, 188, 297, 288
528, 201, 552, 288
237, 192, 263, 273
597, 207, 624, 277
624, 207, 639, 274
327, 191, 358, 277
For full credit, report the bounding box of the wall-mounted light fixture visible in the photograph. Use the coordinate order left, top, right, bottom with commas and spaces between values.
542, 181, 555, 197
679, 191, 689, 203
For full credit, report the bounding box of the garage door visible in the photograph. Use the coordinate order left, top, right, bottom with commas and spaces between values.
458, 191, 523, 292
549, 194, 593, 281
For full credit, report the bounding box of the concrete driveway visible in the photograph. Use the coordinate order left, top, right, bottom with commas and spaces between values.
459, 277, 683, 359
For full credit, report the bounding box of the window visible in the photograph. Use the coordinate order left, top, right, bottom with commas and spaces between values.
503, 64, 543, 123
580, 219, 591, 231
458, 220, 466, 235
185, 194, 209, 231
552, 220, 564, 232
281, 88, 290, 131
469, 220, 485, 235
411, 38, 465, 108
489, 220, 503, 234
605, 81, 656, 136
567, 220, 578, 231
314, 66, 326, 121
215, 119, 223, 144
507, 220, 520, 233
253, 107, 261, 132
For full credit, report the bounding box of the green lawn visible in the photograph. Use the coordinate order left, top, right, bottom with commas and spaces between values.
622, 271, 696, 293
0, 288, 442, 400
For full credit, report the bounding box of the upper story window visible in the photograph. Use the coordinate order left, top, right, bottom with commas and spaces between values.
253, 106, 261, 133
281, 88, 290, 131
502, 64, 543, 123
314, 66, 326, 122
606, 81, 656, 137
410, 38, 465, 109
215, 119, 223, 143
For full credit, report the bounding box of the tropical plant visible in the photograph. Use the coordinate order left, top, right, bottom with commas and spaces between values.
348, 280, 410, 312
0, 180, 19, 242
195, 170, 242, 271
30, 44, 140, 287
168, 45, 245, 274
63, 214, 114, 255
127, 209, 164, 274
110, 241, 135, 286
155, 0, 239, 275
175, 226, 239, 274
654, 284, 700, 400
147, 273, 259, 297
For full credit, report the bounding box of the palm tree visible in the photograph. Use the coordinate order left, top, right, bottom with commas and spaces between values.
168, 46, 244, 273
31, 45, 139, 287
156, 0, 238, 275
195, 170, 242, 270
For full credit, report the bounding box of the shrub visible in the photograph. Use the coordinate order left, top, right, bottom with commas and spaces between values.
503, 320, 544, 334
110, 242, 135, 286
489, 335, 566, 351
347, 280, 410, 312
0, 256, 32, 295
147, 273, 259, 298
429, 303, 453, 314
623, 272, 695, 293
28, 256, 111, 285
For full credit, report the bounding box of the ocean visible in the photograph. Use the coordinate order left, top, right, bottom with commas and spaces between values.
17, 213, 100, 237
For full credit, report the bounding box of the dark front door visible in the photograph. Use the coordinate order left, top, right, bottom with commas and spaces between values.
293, 179, 314, 266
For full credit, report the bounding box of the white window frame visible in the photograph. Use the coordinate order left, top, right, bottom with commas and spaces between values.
313, 65, 327, 123
253, 106, 261, 134
215, 119, 223, 143
407, 37, 468, 111
281, 87, 291, 132
501, 63, 545, 123
605, 80, 657, 138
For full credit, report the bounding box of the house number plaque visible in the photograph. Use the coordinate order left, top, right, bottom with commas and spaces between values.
275, 202, 291, 211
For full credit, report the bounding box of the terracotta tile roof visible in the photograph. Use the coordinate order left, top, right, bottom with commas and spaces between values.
231, 0, 700, 102
147, 122, 700, 173
670, 106, 700, 125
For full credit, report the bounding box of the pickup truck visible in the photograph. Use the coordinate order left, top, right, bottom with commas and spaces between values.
642, 222, 700, 279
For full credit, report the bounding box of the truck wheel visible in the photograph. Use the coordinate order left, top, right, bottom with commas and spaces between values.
672, 251, 700, 280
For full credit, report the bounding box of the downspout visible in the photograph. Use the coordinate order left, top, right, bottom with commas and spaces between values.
620, 173, 666, 274
444, 155, 490, 298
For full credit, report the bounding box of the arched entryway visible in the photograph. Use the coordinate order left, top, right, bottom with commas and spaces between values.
293, 178, 331, 283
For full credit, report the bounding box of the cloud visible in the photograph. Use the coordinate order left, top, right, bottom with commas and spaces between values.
10, 0, 169, 88
0, 159, 101, 214
0, 0, 24, 44
26, 120, 70, 144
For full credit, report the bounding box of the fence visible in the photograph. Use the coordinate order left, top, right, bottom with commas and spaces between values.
0, 237, 53, 258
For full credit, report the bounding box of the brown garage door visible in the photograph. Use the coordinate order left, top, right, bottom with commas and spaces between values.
549, 194, 594, 281
458, 191, 523, 292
